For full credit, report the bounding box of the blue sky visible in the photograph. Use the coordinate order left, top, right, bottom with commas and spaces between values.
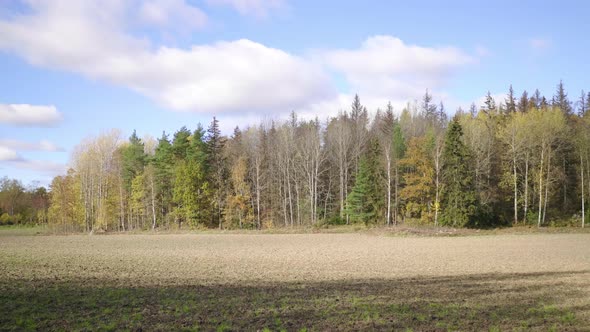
0, 0, 589, 186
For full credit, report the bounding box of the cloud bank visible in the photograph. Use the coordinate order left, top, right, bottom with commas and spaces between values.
0, 104, 62, 126
0, 1, 475, 117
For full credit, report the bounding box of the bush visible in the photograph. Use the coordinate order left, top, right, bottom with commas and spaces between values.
0, 213, 12, 225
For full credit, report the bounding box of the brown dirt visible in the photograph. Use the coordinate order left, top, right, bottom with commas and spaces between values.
1, 233, 589, 330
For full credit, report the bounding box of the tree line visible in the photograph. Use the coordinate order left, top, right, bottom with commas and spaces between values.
5, 81, 589, 231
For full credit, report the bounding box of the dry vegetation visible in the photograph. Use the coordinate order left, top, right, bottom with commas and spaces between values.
1, 232, 589, 330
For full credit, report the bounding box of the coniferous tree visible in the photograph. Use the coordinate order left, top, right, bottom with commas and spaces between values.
483, 91, 496, 114
345, 139, 383, 225
206, 117, 227, 229
121, 130, 146, 191
554, 80, 572, 116
518, 90, 529, 112
154, 132, 174, 225
171, 126, 191, 161
440, 119, 477, 227
421, 89, 437, 122
505, 85, 517, 113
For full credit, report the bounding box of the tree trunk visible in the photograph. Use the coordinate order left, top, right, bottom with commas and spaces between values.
513, 155, 518, 225
538, 147, 544, 227
581, 153, 585, 228
151, 177, 156, 231
543, 148, 552, 225
386, 153, 391, 226
524, 155, 529, 223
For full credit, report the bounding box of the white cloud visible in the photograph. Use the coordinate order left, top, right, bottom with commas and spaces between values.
0, 139, 64, 152
529, 38, 551, 50
321, 36, 474, 101
206, 0, 286, 17
0, 104, 62, 126
304, 36, 475, 116
139, 0, 207, 31
0, 147, 21, 161
0, 1, 333, 115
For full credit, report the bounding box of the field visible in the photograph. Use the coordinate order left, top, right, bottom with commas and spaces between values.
1, 231, 589, 331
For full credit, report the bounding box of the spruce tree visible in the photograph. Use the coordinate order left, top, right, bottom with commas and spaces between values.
122, 130, 146, 191
517, 90, 529, 112
345, 139, 383, 225
483, 91, 496, 114
171, 126, 191, 161
505, 85, 516, 113
440, 119, 477, 227
553, 80, 572, 116
206, 117, 227, 228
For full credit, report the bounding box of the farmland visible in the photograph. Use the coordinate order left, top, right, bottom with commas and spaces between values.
1, 232, 589, 331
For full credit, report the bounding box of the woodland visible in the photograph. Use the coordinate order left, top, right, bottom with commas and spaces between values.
2, 82, 589, 232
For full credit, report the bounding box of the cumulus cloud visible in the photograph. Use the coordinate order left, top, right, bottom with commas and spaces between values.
0, 146, 21, 161
0, 139, 64, 152
206, 0, 286, 17
321, 36, 474, 101
0, 0, 332, 114
0, 104, 62, 126
302, 36, 476, 116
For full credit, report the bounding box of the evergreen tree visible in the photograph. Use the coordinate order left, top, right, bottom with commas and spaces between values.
517, 90, 529, 112
505, 85, 517, 113
173, 159, 212, 227
121, 130, 146, 191
577, 90, 587, 116
553, 80, 572, 116
421, 89, 438, 122
171, 126, 191, 161
440, 119, 478, 227
206, 117, 227, 229
351, 94, 363, 118
345, 139, 383, 225
154, 132, 174, 222
483, 91, 496, 114
438, 101, 447, 125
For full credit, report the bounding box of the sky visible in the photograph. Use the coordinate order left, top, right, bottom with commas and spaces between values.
1, 0, 589, 186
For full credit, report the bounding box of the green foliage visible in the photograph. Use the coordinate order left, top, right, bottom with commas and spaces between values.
346, 139, 384, 225
173, 160, 212, 227
440, 119, 478, 227
121, 130, 146, 191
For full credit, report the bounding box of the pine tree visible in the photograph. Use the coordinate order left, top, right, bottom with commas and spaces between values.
440, 119, 478, 227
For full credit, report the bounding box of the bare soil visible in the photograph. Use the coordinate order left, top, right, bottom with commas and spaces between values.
1, 233, 589, 330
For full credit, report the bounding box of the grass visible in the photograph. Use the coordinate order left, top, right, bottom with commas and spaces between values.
2, 223, 589, 238
0, 271, 587, 330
